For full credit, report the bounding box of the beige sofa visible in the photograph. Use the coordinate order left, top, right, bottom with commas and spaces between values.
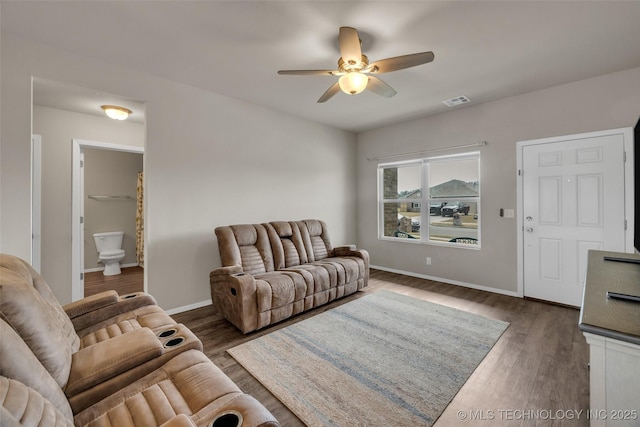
210, 219, 369, 334
0, 254, 279, 427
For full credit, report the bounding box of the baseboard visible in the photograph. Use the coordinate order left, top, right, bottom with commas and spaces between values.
121, 262, 140, 269
84, 263, 139, 273
165, 299, 212, 316
370, 264, 520, 298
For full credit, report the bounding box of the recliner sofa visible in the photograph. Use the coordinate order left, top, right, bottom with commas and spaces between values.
0, 253, 176, 349
210, 219, 369, 333
0, 254, 279, 427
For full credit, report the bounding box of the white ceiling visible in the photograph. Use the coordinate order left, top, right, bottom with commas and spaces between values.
4, 1, 640, 132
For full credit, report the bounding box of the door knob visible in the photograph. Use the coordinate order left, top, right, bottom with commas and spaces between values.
525, 227, 534, 233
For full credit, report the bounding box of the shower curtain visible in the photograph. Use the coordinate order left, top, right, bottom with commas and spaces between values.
136, 171, 144, 268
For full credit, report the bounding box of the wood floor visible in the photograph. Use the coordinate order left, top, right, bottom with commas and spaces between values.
102, 268, 591, 426
84, 266, 144, 297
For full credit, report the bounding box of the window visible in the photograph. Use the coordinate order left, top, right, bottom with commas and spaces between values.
378, 152, 480, 247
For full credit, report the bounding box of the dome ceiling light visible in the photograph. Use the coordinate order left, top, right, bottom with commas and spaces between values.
101, 105, 132, 120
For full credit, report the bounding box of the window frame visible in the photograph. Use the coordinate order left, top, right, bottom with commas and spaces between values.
377, 151, 481, 249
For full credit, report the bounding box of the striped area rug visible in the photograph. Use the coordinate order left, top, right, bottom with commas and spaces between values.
228, 290, 509, 426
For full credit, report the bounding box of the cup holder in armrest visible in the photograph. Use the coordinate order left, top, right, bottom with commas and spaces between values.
210, 411, 243, 427
156, 324, 201, 353
157, 328, 177, 338
164, 336, 185, 348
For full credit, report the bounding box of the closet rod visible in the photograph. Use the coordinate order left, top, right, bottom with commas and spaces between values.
88, 195, 134, 200
367, 141, 487, 162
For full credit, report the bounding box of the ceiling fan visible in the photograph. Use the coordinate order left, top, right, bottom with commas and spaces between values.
278, 26, 435, 103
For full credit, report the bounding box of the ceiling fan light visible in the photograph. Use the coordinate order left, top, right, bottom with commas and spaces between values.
101, 105, 132, 120
338, 72, 368, 95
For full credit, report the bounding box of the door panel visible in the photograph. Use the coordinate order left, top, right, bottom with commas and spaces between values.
539, 176, 561, 224
539, 238, 562, 281
523, 134, 625, 306
577, 174, 602, 226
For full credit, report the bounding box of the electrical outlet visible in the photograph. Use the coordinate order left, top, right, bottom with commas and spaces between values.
426, 257, 432, 266
503, 209, 515, 218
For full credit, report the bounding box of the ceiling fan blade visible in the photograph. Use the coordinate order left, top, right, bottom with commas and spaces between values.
278, 69, 337, 76
366, 76, 397, 98
339, 26, 362, 65
317, 82, 341, 103
369, 51, 435, 74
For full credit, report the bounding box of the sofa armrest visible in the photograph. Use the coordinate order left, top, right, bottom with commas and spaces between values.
333, 246, 370, 265
66, 327, 163, 397
210, 265, 244, 277
63, 291, 119, 318
65, 292, 157, 332
209, 269, 259, 334
200, 394, 281, 427
68, 324, 203, 414
333, 246, 370, 285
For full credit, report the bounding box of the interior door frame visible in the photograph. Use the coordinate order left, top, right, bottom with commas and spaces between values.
71, 139, 144, 302
31, 134, 42, 273
516, 127, 634, 299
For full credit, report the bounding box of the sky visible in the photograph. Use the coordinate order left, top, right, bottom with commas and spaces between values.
397, 158, 479, 191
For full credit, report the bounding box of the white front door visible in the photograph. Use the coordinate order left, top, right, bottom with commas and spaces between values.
521, 131, 627, 306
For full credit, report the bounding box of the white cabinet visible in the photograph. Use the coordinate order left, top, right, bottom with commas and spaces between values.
579, 250, 640, 426
583, 333, 640, 426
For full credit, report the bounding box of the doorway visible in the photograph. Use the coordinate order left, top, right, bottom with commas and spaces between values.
72, 139, 144, 301
517, 127, 634, 307
32, 77, 146, 304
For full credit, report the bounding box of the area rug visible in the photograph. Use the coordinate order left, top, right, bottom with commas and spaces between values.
227, 290, 509, 426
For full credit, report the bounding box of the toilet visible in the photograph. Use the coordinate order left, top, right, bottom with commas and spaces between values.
93, 231, 125, 276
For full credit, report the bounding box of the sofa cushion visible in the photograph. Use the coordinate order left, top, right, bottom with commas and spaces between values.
0, 319, 74, 420
281, 264, 330, 295
254, 272, 307, 313
73, 350, 243, 427
216, 224, 275, 274
0, 377, 74, 427
0, 254, 63, 315
266, 222, 308, 269
0, 268, 79, 389
296, 219, 332, 261
313, 256, 365, 286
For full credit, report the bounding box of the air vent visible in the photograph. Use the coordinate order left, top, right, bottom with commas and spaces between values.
442, 95, 470, 107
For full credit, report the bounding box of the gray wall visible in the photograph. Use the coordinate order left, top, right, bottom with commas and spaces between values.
84, 148, 143, 270
357, 66, 640, 294
1, 34, 356, 310
32, 105, 144, 293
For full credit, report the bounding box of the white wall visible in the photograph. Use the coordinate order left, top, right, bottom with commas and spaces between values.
2, 34, 356, 309
357, 67, 640, 294
32, 105, 144, 292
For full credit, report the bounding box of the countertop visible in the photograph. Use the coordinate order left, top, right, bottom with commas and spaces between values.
578, 250, 640, 345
